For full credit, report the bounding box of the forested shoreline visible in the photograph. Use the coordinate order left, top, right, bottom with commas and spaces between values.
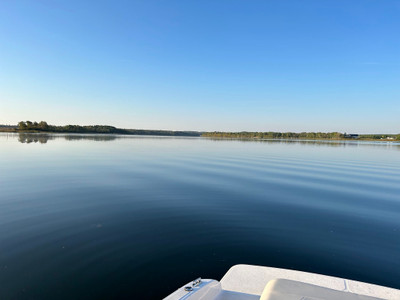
203, 131, 400, 140
16, 121, 201, 136
203, 131, 343, 139
0, 121, 398, 141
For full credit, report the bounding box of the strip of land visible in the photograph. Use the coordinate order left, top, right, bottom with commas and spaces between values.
202, 131, 400, 140
3, 121, 201, 137
0, 121, 399, 141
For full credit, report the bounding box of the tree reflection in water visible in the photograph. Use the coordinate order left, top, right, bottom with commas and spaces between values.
18, 133, 117, 144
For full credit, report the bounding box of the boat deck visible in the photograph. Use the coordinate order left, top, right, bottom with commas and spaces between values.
221, 264, 400, 299
164, 264, 400, 299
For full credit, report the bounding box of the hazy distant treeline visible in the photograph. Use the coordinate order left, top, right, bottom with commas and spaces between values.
202, 131, 344, 139
17, 121, 201, 136
202, 131, 400, 140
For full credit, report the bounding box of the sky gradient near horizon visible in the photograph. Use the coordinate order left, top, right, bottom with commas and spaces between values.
1, 0, 399, 133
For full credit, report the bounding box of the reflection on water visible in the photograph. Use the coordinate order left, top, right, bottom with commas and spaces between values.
17, 133, 118, 143
18, 133, 55, 144
0, 133, 400, 300
205, 137, 400, 149
13, 133, 400, 150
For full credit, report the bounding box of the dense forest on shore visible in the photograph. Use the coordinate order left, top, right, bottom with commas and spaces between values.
0, 121, 398, 141
16, 121, 201, 136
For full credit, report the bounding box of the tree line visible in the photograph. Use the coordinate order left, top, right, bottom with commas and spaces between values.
18, 121, 124, 134
15, 121, 400, 140
202, 131, 400, 140
202, 131, 344, 139
17, 121, 201, 136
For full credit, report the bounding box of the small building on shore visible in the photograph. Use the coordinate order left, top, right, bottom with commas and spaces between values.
344, 134, 359, 139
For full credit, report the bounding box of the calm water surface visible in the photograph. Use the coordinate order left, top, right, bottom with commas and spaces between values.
1, 133, 400, 299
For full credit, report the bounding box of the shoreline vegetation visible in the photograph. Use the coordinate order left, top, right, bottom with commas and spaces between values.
202, 132, 400, 141
0, 121, 399, 141
13, 121, 201, 137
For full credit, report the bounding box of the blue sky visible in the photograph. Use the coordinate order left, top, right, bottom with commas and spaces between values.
0, 0, 399, 133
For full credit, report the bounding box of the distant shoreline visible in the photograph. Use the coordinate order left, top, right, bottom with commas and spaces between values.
0, 129, 201, 137
1, 130, 399, 142
0, 121, 399, 141
201, 136, 400, 143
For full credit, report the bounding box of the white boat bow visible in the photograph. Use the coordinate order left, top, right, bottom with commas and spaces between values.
164, 264, 400, 300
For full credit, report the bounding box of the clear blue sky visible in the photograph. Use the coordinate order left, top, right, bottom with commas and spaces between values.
1, 0, 399, 133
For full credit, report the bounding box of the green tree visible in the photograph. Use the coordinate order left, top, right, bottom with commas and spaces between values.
38, 121, 49, 130
18, 121, 27, 130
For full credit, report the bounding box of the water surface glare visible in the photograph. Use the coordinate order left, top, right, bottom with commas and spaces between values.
1, 133, 400, 299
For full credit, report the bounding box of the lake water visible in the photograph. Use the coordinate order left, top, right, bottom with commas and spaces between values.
1, 133, 400, 299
